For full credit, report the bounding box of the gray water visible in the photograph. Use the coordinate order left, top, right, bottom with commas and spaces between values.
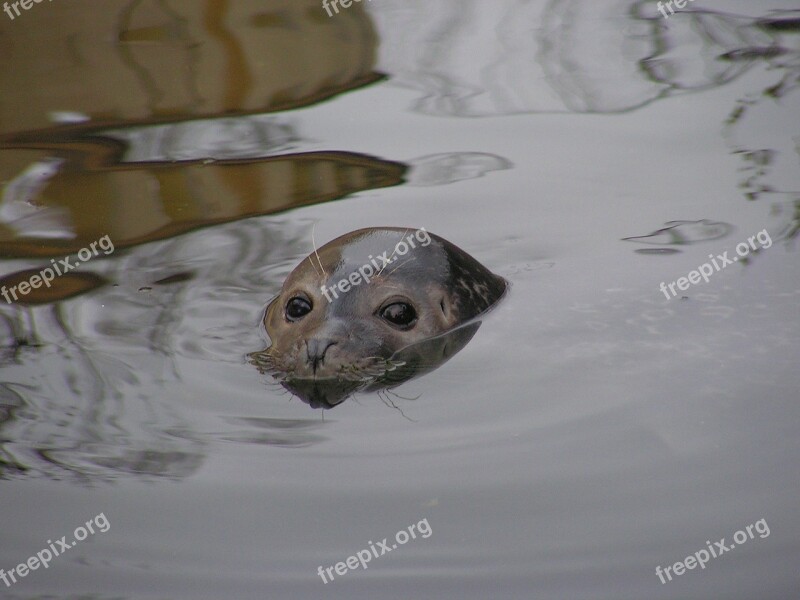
1, 1, 799, 599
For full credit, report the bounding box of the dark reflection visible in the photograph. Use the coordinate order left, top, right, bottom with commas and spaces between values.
370, 1, 798, 115
622, 219, 733, 250
719, 47, 788, 61
774, 200, 800, 246
633, 248, 681, 256
0, 384, 26, 477
405, 152, 513, 187
248, 227, 506, 409
370, 1, 800, 205
219, 417, 328, 447
152, 271, 194, 286
758, 15, 800, 33
0, 294, 209, 482
38, 448, 205, 482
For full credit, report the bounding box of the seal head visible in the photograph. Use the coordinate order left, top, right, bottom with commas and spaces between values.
251, 227, 506, 407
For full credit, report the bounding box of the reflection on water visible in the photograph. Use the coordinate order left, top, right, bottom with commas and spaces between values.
405, 152, 513, 187
0, 2, 797, 598
623, 220, 734, 248
0, 0, 399, 258
0, 147, 406, 257
0, 0, 793, 483
0, 0, 383, 132
217, 416, 328, 447
369, 1, 799, 115
3, 1, 794, 260
370, 0, 800, 214
0, 217, 316, 479
105, 115, 302, 163
0, 0, 514, 477
0, 270, 107, 305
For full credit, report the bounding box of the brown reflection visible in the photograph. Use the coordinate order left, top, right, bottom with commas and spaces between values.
0, 147, 406, 258
0, 0, 381, 133
0, 0, 404, 260
0, 269, 106, 305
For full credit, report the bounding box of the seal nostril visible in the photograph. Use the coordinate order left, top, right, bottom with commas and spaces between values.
305, 339, 337, 372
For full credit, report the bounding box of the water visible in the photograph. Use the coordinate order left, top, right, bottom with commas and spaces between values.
1, 1, 799, 598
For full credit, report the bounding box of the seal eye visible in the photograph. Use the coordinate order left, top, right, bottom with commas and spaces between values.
285, 296, 312, 321
380, 302, 417, 329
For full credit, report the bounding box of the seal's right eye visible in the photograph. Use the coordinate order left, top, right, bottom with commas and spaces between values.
285, 296, 312, 321
379, 302, 417, 329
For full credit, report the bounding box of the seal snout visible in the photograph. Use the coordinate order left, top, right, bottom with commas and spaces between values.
305, 338, 337, 374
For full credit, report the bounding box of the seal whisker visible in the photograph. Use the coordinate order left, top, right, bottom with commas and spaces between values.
376, 231, 409, 276
379, 390, 416, 422
381, 227, 412, 271
306, 256, 320, 278
385, 255, 418, 276
377, 257, 391, 276
386, 387, 422, 402
310, 223, 327, 279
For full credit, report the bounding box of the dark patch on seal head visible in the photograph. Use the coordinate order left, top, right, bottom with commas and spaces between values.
249, 227, 507, 407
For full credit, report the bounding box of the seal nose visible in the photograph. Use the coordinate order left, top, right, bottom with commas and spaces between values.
305, 338, 337, 373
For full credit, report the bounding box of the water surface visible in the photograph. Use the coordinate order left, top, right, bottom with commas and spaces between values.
1, 1, 799, 598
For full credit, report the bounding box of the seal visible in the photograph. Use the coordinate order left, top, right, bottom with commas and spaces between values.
250, 227, 507, 407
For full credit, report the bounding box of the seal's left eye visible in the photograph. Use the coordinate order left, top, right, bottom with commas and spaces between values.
285, 296, 312, 321
380, 302, 417, 329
